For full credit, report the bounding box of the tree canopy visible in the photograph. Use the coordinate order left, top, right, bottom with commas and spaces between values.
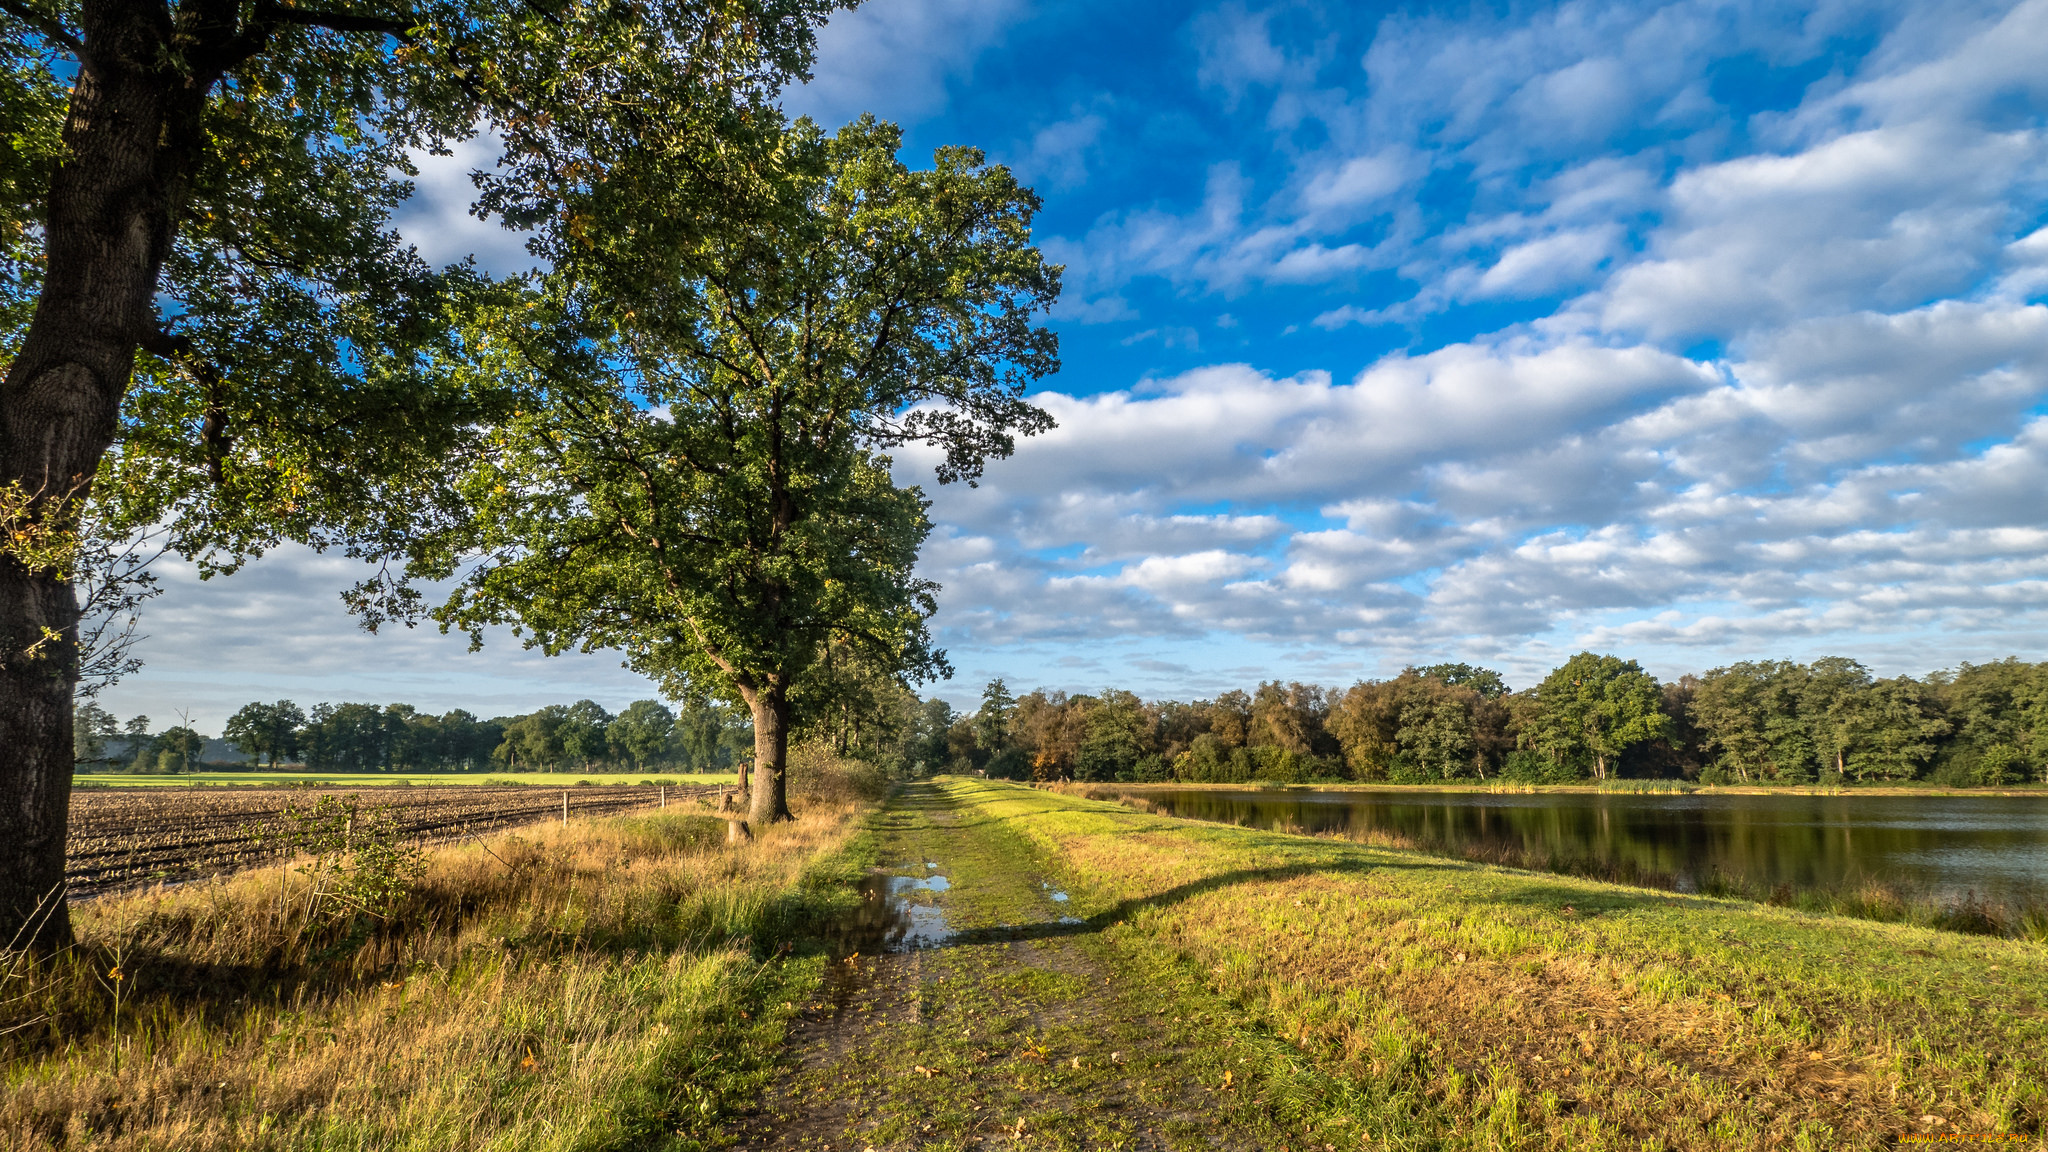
406, 116, 1061, 827
0, 0, 843, 950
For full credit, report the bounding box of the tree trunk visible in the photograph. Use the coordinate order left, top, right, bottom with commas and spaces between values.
1, 2, 225, 951
745, 683, 794, 826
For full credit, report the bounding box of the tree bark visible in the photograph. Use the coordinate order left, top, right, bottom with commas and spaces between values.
745, 681, 794, 826
0, 0, 226, 951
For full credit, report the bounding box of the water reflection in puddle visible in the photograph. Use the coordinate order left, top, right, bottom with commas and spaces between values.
1041, 880, 1083, 924
831, 869, 956, 958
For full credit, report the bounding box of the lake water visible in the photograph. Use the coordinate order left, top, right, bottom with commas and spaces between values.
1105, 787, 2048, 901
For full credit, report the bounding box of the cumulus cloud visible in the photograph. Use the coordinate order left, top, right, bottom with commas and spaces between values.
783, 0, 1028, 125
97, 546, 659, 734
895, 0, 2048, 695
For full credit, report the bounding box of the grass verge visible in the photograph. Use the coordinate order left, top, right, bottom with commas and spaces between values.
958, 777, 2048, 1149
4, 799, 873, 1150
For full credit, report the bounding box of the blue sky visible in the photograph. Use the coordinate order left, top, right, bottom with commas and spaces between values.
103, 0, 2048, 728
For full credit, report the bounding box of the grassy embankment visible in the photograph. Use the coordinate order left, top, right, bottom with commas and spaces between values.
1077, 783, 2048, 942
70, 771, 740, 789
3, 791, 870, 1150
945, 778, 2046, 1148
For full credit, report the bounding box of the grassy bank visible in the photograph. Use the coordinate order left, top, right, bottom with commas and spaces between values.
71, 771, 741, 789
1080, 784, 2048, 943
955, 778, 2048, 1147
4, 800, 870, 1150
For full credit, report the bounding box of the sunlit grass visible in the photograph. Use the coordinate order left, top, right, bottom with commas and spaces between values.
4, 799, 867, 1150
962, 777, 2048, 1147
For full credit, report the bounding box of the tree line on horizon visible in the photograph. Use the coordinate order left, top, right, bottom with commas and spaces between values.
923, 654, 2048, 788
72, 698, 753, 775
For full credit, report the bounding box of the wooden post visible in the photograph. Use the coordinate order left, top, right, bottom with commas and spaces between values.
561, 791, 568, 828
660, 785, 666, 808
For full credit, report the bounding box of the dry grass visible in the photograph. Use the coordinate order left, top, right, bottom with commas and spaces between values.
2, 793, 871, 1151
966, 779, 2048, 1149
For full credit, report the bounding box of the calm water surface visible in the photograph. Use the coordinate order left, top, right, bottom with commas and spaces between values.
1113, 788, 2048, 899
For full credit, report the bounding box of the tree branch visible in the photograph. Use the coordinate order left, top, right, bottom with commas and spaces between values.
252, 1, 412, 37
0, 0, 87, 60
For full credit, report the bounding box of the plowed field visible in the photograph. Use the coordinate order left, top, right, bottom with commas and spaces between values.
66, 783, 726, 897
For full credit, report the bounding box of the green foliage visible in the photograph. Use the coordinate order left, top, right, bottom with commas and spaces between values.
224, 700, 307, 767
71, 702, 115, 764
1328, 668, 1514, 781
1077, 689, 1145, 781
1522, 653, 1673, 781
397, 116, 1059, 823
5, 0, 844, 581
261, 794, 427, 923
976, 678, 1018, 757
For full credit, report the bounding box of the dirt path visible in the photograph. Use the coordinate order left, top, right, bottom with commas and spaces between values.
732, 783, 1275, 1152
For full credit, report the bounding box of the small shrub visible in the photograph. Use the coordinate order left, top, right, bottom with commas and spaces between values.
787, 742, 888, 804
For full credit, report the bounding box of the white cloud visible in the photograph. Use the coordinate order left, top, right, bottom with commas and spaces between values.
783, 0, 1028, 126
394, 135, 539, 277
98, 547, 658, 735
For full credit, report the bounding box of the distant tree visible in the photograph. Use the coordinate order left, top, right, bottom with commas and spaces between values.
946, 717, 983, 774
673, 699, 752, 772
793, 638, 918, 758
1249, 681, 1333, 755
72, 702, 116, 764
1524, 653, 1672, 781
154, 726, 205, 774
1845, 677, 1949, 781
1398, 696, 1479, 780
1329, 680, 1402, 779
1801, 657, 1874, 779
224, 700, 305, 768
1413, 663, 1509, 699
1690, 664, 1776, 783
496, 706, 570, 771
122, 715, 150, 739
1207, 690, 1253, 748
908, 698, 955, 775
609, 701, 678, 769
555, 701, 614, 769
1077, 689, 1145, 781
976, 678, 1017, 758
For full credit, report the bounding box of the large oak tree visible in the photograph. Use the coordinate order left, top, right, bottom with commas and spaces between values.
410, 117, 1060, 828
0, 0, 836, 950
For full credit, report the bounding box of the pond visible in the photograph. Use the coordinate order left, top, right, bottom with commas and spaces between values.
1103, 787, 2048, 902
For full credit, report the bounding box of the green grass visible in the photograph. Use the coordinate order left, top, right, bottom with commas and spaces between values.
745, 781, 1290, 1150
955, 777, 2048, 1148
71, 769, 740, 788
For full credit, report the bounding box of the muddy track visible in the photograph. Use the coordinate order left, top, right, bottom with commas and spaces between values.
733, 783, 1270, 1152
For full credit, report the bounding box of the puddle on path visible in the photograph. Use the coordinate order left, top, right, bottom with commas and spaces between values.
1042, 879, 1084, 924
828, 869, 956, 959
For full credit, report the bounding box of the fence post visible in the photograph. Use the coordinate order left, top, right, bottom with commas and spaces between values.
660, 785, 666, 808
561, 790, 568, 828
